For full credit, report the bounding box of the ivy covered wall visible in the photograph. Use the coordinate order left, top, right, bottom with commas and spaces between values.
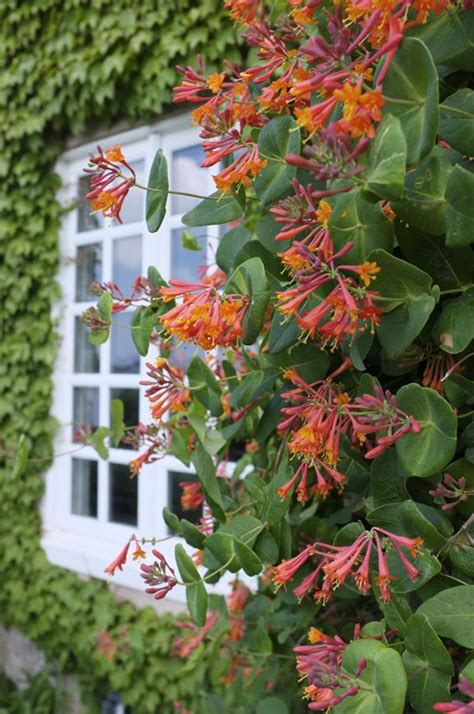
0, 2, 241, 711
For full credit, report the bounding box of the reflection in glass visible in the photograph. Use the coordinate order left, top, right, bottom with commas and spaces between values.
167, 471, 202, 526
71, 458, 98, 517
110, 312, 140, 374
74, 317, 100, 373
73, 387, 99, 441
109, 463, 138, 525
171, 228, 207, 283
112, 235, 142, 294
171, 145, 207, 214
75, 243, 102, 301
77, 176, 103, 232
110, 388, 139, 450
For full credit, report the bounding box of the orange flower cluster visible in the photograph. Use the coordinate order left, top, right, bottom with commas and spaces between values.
84, 145, 136, 223
141, 358, 190, 421
160, 280, 249, 350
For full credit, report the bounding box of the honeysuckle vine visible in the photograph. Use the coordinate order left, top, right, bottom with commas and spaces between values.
60, 0, 474, 711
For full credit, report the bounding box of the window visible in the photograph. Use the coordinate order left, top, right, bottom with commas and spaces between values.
42, 118, 236, 601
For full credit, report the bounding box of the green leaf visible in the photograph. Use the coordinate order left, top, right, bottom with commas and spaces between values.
370, 449, 409, 507
110, 399, 125, 447
90, 291, 113, 345
392, 147, 451, 236
188, 414, 226, 457
395, 384, 457, 476
417, 585, 474, 648
364, 115, 407, 200
381, 37, 439, 164
402, 613, 453, 713
175, 543, 208, 626
255, 697, 289, 714
254, 115, 300, 206
408, 9, 474, 71
440, 89, 474, 156
337, 639, 407, 714
11, 434, 29, 481
329, 190, 394, 264
146, 149, 168, 232
267, 312, 299, 354
256, 212, 291, 253
377, 295, 436, 360
162, 507, 182, 535
187, 356, 223, 417
86, 427, 110, 460
182, 191, 242, 227
130, 306, 157, 356
181, 229, 202, 251
233, 539, 263, 576
181, 519, 206, 549
191, 443, 225, 523
226, 257, 270, 344
216, 226, 251, 273
446, 164, 474, 247
368, 500, 449, 550
432, 287, 474, 354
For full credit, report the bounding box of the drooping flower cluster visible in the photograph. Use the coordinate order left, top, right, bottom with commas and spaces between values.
140, 549, 178, 601
278, 367, 419, 499
294, 626, 366, 711
433, 678, 474, 713
179, 480, 205, 511
104, 535, 147, 576
141, 358, 190, 421
159, 280, 249, 349
172, 612, 219, 658
272, 527, 424, 602
84, 145, 136, 222
429, 472, 474, 511
227, 580, 250, 641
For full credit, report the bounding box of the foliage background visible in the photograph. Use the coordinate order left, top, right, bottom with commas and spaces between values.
0, 2, 242, 712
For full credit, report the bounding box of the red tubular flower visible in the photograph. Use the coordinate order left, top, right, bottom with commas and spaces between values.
430, 473, 474, 511
179, 481, 205, 511
141, 358, 190, 421
159, 281, 249, 350
172, 612, 219, 658
84, 145, 136, 223
140, 549, 177, 600
433, 678, 474, 713
104, 541, 131, 576
225, 0, 261, 25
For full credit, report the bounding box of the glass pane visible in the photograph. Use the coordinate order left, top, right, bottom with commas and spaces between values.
109, 463, 138, 525
171, 228, 207, 283
74, 317, 100, 373
71, 458, 98, 517
73, 387, 99, 441
110, 388, 139, 450
119, 159, 144, 224
171, 145, 207, 214
168, 471, 202, 526
168, 340, 200, 371
110, 312, 140, 374
75, 243, 102, 301
112, 235, 142, 294
77, 176, 104, 232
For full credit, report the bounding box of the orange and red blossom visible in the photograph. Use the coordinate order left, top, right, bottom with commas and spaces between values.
172, 612, 219, 658
84, 145, 136, 223
159, 280, 249, 350
179, 480, 205, 511
104, 541, 131, 576
141, 358, 190, 422
272, 528, 423, 603
433, 677, 474, 713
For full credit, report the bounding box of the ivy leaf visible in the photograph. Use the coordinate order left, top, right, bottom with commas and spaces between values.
417, 585, 474, 648
329, 190, 394, 264
11, 434, 29, 481
187, 356, 223, 417
182, 191, 242, 227
254, 115, 300, 206
191, 443, 225, 523
395, 385, 457, 477
146, 149, 168, 233
175, 543, 208, 626
446, 164, 474, 247
440, 89, 474, 155
226, 257, 270, 344
392, 147, 451, 236
381, 37, 439, 165
110, 399, 125, 447
402, 614, 453, 714
432, 287, 474, 354
364, 115, 407, 201
337, 639, 407, 714
216, 226, 251, 273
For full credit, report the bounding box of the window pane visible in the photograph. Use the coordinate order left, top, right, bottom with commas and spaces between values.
171, 145, 207, 214
77, 176, 104, 232
74, 317, 100, 373
110, 388, 139, 450
109, 463, 138, 525
168, 340, 201, 371
168, 471, 202, 526
71, 458, 98, 517
119, 160, 144, 224
171, 228, 207, 283
112, 235, 142, 294
73, 387, 99, 440
110, 312, 140, 374
75, 243, 102, 301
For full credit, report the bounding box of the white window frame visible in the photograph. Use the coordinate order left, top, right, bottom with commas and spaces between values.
41, 117, 249, 602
